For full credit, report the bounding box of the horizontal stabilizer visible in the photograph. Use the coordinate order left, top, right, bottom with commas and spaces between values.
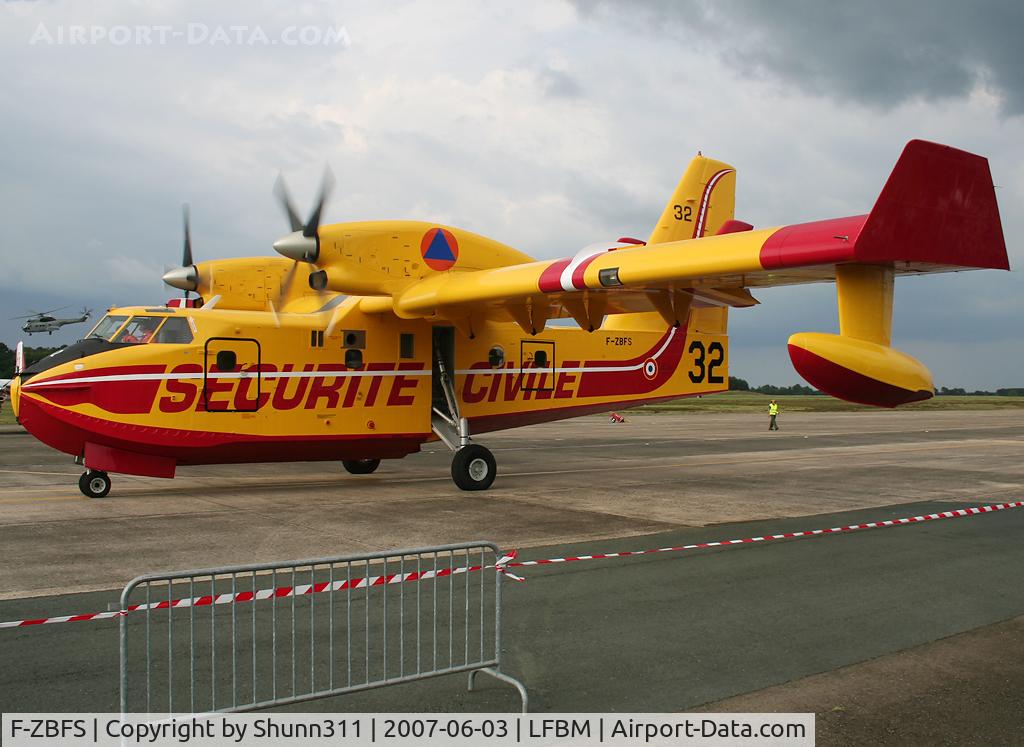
760, 140, 1008, 274
856, 139, 1008, 270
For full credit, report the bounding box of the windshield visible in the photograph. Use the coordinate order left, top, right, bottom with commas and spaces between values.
114, 316, 165, 344
86, 315, 129, 341
153, 317, 193, 344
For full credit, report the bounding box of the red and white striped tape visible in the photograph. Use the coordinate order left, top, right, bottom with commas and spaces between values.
0, 552, 518, 630
501, 501, 1024, 571
1, 502, 1020, 629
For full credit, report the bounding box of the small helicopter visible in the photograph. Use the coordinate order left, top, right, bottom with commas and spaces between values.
12, 307, 91, 335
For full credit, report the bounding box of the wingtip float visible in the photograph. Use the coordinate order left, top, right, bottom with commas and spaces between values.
10, 140, 1009, 496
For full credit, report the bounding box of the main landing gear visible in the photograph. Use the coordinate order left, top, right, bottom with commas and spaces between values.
342, 458, 381, 475
432, 350, 497, 491
450, 443, 497, 491
79, 470, 111, 499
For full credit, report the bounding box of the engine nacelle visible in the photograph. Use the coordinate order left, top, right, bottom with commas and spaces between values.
788, 332, 933, 407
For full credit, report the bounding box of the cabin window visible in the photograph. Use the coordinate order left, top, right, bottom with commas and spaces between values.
153, 317, 193, 344
400, 333, 415, 359
86, 315, 129, 341
310, 330, 325, 348
114, 316, 165, 345
488, 345, 505, 368
533, 350, 548, 368
345, 348, 363, 369
215, 350, 237, 372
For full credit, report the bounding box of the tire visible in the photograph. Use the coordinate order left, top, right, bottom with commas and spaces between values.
342, 458, 381, 475
79, 470, 111, 498
451, 444, 497, 491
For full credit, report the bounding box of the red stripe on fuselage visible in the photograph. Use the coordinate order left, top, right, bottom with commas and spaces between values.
27, 365, 167, 415
576, 327, 688, 397
17, 395, 428, 472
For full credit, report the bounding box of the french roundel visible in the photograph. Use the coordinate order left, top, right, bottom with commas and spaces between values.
420, 228, 459, 271
642, 359, 658, 380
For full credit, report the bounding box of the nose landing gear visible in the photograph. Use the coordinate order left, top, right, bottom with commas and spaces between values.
79, 470, 111, 498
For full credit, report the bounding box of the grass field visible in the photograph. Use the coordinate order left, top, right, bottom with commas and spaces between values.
3, 391, 1023, 427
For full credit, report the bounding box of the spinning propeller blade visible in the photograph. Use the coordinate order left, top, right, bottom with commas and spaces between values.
162, 204, 199, 295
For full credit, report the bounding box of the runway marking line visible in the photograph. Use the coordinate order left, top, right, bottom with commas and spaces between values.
0, 501, 1020, 629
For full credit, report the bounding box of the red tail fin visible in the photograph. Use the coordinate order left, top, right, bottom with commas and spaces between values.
856, 140, 1008, 270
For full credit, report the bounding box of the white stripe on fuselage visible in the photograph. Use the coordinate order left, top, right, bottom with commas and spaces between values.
24, 329, 680, 388
23, 369, 432, 389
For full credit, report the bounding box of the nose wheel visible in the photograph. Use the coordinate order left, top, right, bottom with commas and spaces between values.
79, 470, 111, 499
451, 444, 497, 491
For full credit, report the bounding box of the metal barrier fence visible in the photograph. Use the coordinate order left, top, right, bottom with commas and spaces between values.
119, 542, 526, 714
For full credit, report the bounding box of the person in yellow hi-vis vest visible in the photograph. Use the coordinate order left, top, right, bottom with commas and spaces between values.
768, 400, 780, 431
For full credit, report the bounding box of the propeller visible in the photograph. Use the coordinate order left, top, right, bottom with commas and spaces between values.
162, 205, 199, 297
272, 167, 334, 263
272, 167, 335, 303
182, 204, 193, 267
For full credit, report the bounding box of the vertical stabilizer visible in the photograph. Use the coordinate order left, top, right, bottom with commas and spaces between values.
647, 155, 736, 245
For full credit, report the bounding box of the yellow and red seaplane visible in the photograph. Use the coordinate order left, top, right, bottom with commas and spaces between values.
9, 140, 1008, 497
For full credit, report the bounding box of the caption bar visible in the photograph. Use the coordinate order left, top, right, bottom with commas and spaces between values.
2, 713, 813, 746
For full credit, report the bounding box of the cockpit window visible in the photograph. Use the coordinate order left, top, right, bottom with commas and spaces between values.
153, 317, 193, 344
86, 315, 129, 341
115, 316, 164, 344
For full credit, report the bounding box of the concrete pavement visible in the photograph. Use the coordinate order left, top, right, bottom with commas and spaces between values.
0, 409, 1022, 745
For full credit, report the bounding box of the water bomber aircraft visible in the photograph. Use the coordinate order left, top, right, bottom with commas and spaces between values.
7, 140, 1008, 497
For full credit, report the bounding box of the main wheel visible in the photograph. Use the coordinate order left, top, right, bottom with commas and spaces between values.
79, 470, 111, 498
342, 458, 381, 475
451, 444, 497, 491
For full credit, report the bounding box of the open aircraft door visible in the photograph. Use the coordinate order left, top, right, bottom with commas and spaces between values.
204, 337, 261, 412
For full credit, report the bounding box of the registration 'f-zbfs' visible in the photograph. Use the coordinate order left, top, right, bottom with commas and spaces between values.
8, 140, 1009, 497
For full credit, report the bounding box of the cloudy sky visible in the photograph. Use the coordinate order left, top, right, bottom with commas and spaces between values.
1, 0, 1020, 388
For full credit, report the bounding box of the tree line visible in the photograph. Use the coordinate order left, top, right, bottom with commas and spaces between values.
0, 343, 62, 378
729, 376, 1022, 397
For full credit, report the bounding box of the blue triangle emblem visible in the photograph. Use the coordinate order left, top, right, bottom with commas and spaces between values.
423, 230, 456, 261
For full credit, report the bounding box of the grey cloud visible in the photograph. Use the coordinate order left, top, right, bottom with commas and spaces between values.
575, 0, 1024, 114
538, 66, 584, 99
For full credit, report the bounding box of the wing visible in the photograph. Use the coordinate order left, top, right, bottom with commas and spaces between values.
392, 140, 1007, 331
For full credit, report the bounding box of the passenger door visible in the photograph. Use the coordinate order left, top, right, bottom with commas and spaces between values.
203, 337, 261, 412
